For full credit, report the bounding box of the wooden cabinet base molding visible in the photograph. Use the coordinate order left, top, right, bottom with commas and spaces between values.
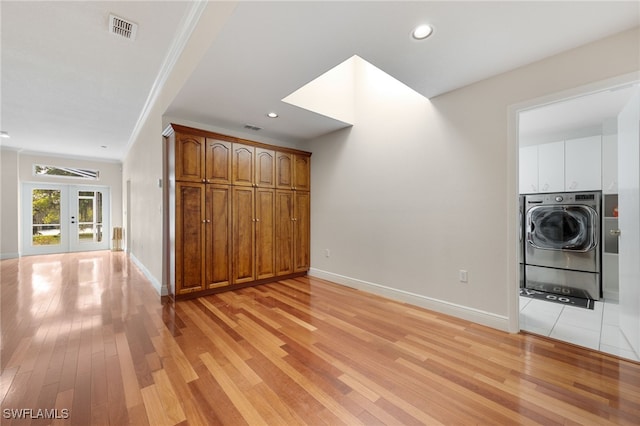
165, 124, 311, 300
172, 271, 308, 301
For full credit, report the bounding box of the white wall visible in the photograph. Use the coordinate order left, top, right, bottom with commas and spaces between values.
303, 28, 640, 331
1, 148, 19, 258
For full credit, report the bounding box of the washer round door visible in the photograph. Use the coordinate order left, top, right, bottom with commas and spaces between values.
527, 205, 598, 252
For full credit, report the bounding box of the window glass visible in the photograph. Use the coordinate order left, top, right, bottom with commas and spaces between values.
34, 165, 99, 180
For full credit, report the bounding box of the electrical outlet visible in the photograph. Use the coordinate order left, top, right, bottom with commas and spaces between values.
459, 269, 468, 283
325, 249, 330, 258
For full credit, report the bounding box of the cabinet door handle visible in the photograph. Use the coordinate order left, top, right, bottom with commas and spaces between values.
202, 220, 206, 223
256, 218, 260, 222
610, 229, 621, 237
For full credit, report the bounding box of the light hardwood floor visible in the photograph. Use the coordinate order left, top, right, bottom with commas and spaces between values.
1, 251, 639, 425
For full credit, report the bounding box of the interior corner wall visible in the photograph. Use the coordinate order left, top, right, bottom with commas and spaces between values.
304, 27, 640, 331
1, 148, 19, 259
121, 2, 237, 297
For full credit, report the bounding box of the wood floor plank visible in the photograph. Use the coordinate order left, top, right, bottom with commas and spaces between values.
2, 251, 639, 425
150, 329, 198, 383
180, 299, 255, 361
199, 352, 270, 425
140, 385, 171, 426
114, 332, 143, 409
151, 369, 187, 425
51, 388, 73, 426
104, 354, 129, 426
159, 357, 210, 426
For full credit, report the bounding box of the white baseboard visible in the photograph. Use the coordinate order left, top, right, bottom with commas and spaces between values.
129, 253, 167, 297
0, 252, 19, 260
308, 268, 510, 332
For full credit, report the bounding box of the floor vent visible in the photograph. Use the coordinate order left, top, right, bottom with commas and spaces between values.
109, 14, 138, 40
244, 124, 262, 131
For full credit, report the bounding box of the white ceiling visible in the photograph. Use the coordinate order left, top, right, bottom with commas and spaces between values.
519, 84, 638, 144
2, 1, 639, 161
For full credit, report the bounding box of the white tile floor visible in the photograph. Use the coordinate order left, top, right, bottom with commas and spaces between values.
519, 296, 640, 362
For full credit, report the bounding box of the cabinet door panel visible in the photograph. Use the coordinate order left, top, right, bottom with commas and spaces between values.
232, 186, 255, 284
255, 148, 275, 188
206, 139, 232, 184
275, 191, 294, 276
538, 141, 564, 193
232, 144, 255, 187
565, 136, 602, 191
294, 191, 310, 272
206, 185, 231, 288
255, 188, 275, 280
276, 152, 293, 189
176, 183, 205, 294
176, 134, 205, 182
294, 154, 311, 191
519, 146, 538, 193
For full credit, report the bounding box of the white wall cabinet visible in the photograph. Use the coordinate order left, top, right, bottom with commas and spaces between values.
537, 141, 565, 193
519, 145, 538, 193
564, 135, 602, 191
519, 135, 602, 194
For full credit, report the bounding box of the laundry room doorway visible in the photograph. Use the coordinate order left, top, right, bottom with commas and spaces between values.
515, 77, 640, 361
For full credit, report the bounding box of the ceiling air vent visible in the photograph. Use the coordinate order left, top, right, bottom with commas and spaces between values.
109, 14, 137, 40
244, 124, 262, 131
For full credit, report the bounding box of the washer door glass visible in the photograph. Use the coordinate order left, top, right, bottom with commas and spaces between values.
527, 205, 597, 251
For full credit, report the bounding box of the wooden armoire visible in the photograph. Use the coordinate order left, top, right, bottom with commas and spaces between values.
164, 124, 311, 299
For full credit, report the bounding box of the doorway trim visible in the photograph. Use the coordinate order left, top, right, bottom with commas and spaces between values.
507, 71, 640, 333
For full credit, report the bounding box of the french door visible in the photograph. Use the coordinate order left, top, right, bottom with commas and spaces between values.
22, 183, 110, 255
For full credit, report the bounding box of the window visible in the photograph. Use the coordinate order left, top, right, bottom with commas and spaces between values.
33, 165, 99, 180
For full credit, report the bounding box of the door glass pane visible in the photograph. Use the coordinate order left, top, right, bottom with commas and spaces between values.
77, 191, 103, 243
32, 189, 61, 246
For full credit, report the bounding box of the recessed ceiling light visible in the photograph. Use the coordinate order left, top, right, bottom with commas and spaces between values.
267, 112, 279, 118
0, 131, 10, 138
412, 24, 433, 40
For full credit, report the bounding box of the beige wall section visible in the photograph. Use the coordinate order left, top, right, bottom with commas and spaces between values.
1, 148, 20, 259
121, 2, 237, 297
304, 28, 640, 331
